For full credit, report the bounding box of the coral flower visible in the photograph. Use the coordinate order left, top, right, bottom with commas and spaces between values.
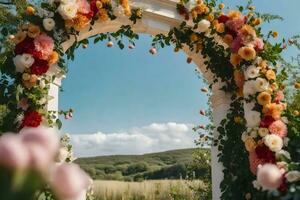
48, 51, 59, 65
238, 46, 256, 61
34, 34, 54, 60
263, 103, 283, 120
269, 120, 288, 138
249, 151, 266, 175
275, 90, 285, 103
257, 92, 271, 106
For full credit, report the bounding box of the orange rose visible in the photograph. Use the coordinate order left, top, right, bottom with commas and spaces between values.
27, 24, 41, 38
216, 23, 225, 33
228, 10, 242, 19
245, 137, 257, 152
263, 103, 283, 119
230, 53, 242, 67
265, 69, 276, 80
223, 34, 233, 46
238, 46, 256, 61
48, 51, 59, 65
257, 92, 271, 106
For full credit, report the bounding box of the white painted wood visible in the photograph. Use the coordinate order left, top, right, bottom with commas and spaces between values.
48, 1, 233, 199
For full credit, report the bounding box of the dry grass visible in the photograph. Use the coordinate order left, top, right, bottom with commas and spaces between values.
93, 180, 204, 200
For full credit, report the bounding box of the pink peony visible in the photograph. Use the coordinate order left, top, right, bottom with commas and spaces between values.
257, 164, 284, 190
50, 164, 91, 200
252, 38, 264, 51
249, 151, 266, 175
0, 134, 29, 169
226, 17, 245, 33
231, 36, 244, 53
268, 120, 288, 138
34, 34, 54, 60
275, 90, 285, 103
20, 126, 59, 157
77, 0, 91, 14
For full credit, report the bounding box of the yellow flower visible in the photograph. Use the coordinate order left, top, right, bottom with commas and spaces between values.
48, 51, 59, 65
193, 4, 209, 15
13, 31, 27, 44
206, 13, 215, 22
23, 74, 38, 89
223, 34, 233, 45
240, 25, 256, 37
248, 6, 256, 11
26, 6, 35, 15
215, 23, 225, 33
27, 24, 40, 38
238, 46, 256, 61
22, 73, 31, 81
265, 69, 276, 80
228, 10, 242, 19
219, 3, 225, 10
272, 31, 279, 38
257, 92, 271, 106
234, 116, 242, 124
293, 110, 299, 116
252, 18, 262, 26
190, 33, 199, 42
230, 53, 242, 67
98, 8, 109, 21
294, 82, 300, 89
259, 60, 268, 69
71, 13, 91, 30
245, 137, 257, 152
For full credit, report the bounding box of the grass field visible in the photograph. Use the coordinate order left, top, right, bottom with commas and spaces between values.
93, 180, 205, 200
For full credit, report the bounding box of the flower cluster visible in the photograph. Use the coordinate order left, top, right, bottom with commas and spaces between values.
0, 127, 91, 200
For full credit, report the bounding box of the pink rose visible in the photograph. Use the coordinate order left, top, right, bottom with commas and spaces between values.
226, 17, 245, 33
0, 134, 29, 169
50, 164, 91, 200
231, 36, 244, 53
257, 164, 284, 190
20, 126, 59, 157
268, 120, 288, 138
34, 34, 54, 60
77, 0, 91, 14
252, 38, 264, 51
275, 90, 285, 103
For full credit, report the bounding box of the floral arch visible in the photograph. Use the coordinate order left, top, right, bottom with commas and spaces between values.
0, 0, 299, 200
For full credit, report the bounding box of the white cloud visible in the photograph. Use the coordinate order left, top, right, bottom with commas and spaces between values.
69, 122, 197, 157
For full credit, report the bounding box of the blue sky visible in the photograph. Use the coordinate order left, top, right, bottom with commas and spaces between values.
59, 0, 300, 156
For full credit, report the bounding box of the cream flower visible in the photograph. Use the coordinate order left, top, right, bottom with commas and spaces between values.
255, 78, 269, 92
13, 54, 34, 73
264, 134, 283, 152
243, 80, 257, 96
245, 111, 261, 128
245, 65, 260, 79
43, 18, 56, 31
197, 19, 211, 33
58, 3, 78, 20
285, 171, 300, 182
275, 150, 291, 160
258, 128, 269, 137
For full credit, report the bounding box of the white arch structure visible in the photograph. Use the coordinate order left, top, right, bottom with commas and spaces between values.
47, 1, 232, 199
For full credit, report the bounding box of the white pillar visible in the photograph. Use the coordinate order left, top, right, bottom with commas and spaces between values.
210, 80, 231, 200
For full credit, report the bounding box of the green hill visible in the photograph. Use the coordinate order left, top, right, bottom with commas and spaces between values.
75, 148, 211, 181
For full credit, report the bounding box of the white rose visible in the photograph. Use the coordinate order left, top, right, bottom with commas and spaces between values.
250, 130, 258, 138
13, 54, 34, 73
275, 150, 291, 160
245, 111, 261, 128
241, 132, 248, 142
196, 19, 211, 33
285, 171, 300, 182
58, 3, 78, 20
43, 18, 56, 31
255, 78, 269, 92
245, 65, 260, 80
252, 180, 261, 190
243, 80, 257, 97
258, 128, 269, 137
264, 134, 283, 152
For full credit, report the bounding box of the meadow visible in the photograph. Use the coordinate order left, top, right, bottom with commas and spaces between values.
93, 180, 205, 200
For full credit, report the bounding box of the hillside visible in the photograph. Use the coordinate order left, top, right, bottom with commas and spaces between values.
76, 148, 211, 181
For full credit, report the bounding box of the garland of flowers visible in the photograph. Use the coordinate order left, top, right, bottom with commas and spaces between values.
0, 0, 299, 199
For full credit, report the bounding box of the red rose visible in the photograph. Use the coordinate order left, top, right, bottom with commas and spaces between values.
22, 111, 42, 128
14, 37, 42, 58
278, 176, 288, 192
90, 0, 99, 14
260, 116, 275, 128
218, 14, 230, 24
31, 58, 49, 75
255, 145, 276, 163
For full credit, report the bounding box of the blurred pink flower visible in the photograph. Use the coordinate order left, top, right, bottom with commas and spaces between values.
268, 120, 287, 138
50, 164, 91, 200
226, 17, 245, 33
257, 164, 284, 190
77, 0, 91, 14
275, 90, 285, 103
252, 38, 264, 51
20, 126, 59, 157
0, 134, 29, 169
26, 143, 52, 172
230, 36, 244, 53
34, 34, 54, 60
